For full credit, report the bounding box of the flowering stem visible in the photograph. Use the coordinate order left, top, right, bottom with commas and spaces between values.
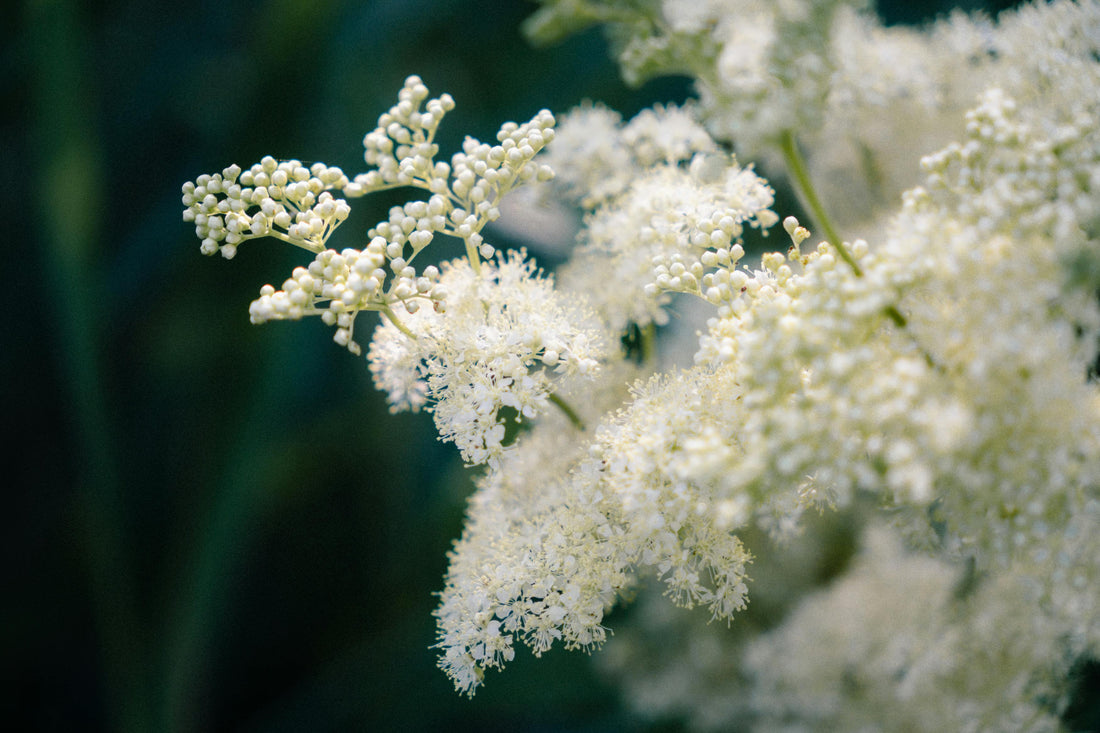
464, 237, 483, 276
640, 323, 657, 366
781, 133, 921, 344
548, 392, 585, 431
380, 305, 418, 339
780, 130, 862, 277
884, 304, 908, 328
268, 230, 325, 254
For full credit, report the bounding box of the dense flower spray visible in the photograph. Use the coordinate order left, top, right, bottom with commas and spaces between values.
184, 0, 1100, 726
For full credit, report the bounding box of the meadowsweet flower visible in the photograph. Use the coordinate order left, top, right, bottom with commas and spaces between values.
452, 0, 1100, 715
540, 101, 717, 210
537, 103, 634, 208
353, 76, 556, 266
185, 1, 1100, 718
433, 360, 752, 695
432, 364, 637, 694
560, 152, 777, 332
185, 75, 558, 354
622, 103, 718, 168
604, 508, 1099, 730
596, 504, 863, 730
368, 250, 611, 467
745, 523, 1075, 732
529, 0, 869, 159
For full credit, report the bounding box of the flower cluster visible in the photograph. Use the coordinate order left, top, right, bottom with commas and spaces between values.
181, 158, 351, 259
529, 0, 868, 162
351, 76, 556, 266
741, 523, 1078, 732
540, 102, 718, 208
541, 104, 777, 332
183, 75, 557, 354
433, 360, 752, 694
185, 0, 1100, 724
368, 250, 610, 467
603, 518, 1087, 731
564, 157, 777, 332
513, 0, 1100, 724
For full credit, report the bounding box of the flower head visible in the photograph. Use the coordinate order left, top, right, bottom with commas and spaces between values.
369, 250, 611, 466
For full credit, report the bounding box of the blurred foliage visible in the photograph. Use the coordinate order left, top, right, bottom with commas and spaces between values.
9, 0, 1053, 732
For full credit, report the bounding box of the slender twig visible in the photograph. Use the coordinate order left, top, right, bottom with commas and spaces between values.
379, 305, 418, 339
639, 322, 657, 367
782, 132, 921, 343
780, 130, 862, 277
549, 392, 586, 431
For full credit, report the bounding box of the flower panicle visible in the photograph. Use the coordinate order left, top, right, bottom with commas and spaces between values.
182, 75, 558, 354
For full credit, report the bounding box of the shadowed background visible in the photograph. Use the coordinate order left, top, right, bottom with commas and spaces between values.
9, 1, 1039, 732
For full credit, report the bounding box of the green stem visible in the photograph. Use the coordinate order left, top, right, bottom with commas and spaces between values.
884, 304, 908, 329
639, 323, 657, 367
464, 236, 483, 275
780, 130, 862, 277
781, 133, 934, 363
379, 305, 418, 339
548, 393, 585, 432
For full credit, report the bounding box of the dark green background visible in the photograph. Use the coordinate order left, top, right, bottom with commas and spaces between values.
9, 1, 1050, 732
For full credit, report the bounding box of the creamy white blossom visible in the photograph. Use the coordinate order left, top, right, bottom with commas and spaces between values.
604, 513, 1100, 731
540, 101, 718, 209
184, 75, 556, 354
559, 153, 777, 332
520, 0, 1100, 722
368, 250, 610, 467
185, 2, 1100, 723
433, 361, 752, 695
182, 158, 351, 259
744, 523, 1075, 732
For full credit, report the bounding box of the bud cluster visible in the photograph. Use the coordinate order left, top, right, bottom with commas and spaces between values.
182, 158, 351, 259
184, 76, 558, 353
350, 75, 556, 268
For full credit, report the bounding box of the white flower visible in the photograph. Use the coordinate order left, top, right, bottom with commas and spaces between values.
540, 101, 718, 209
538, 102, 634, 208
433, 361, 752, 695
745, 523, 1071, 732
186, 2, 1100, 714
368, 250, 611, 467
621, 103, 718, 167
560, 153, 777, 332
185, 75, 559, 354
